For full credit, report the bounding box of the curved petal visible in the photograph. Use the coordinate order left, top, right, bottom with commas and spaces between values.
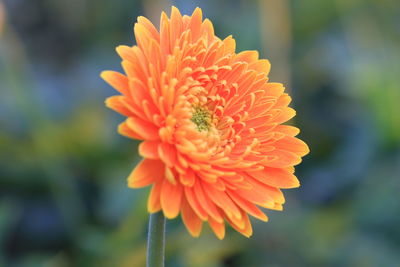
128, 159, 164, 188
160, 179, 183, 219
181, 198, 203, 237
139, 141, 160, 159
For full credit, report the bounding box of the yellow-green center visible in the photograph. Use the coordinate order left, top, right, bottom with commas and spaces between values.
191, 106, 211, 132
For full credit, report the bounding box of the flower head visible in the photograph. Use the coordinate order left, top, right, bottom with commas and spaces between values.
101, 6, 309, 239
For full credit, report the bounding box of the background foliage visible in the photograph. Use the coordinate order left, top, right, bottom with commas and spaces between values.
1, 0, 399, 266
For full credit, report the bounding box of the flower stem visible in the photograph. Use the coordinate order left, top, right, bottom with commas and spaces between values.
146, 211, 166, 267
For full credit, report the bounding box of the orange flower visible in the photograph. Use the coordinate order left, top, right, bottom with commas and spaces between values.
101, 7, 309, 239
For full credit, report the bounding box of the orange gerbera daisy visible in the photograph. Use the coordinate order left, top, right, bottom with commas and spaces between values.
101, 6, 309, 239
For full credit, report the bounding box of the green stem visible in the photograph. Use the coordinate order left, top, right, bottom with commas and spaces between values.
146, 212, 166, 267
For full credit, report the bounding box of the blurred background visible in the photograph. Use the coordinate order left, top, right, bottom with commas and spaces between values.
1, 0, 399, 266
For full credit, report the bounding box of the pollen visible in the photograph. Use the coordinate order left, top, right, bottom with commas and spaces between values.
191, 106, 212, 132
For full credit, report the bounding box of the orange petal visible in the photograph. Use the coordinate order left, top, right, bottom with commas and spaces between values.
246, 176, 286, 205
116, 45, 135, 62
134, 22, 152, 51
160, 11, 170, 55
193, 181, 224, 223
274, 136, 310, 157
158, 143, 177, 167
275, 93, 292, 108
264, 186, 285, 205
249, 59, 271, 75
264, 202, 284, 211
227, 190, 268, 221
208, 217, 225, 240
138, 141, 160, 159
273, 107, 296, 124
235, 50, 259, 63
189, 7, 203, 41
127, 159, 164, 188
118, 121, 143, 140
201, 19, 214, 43
202, 183, 242, 220
105, 96, 136, 117
227, 211, 246, 230
118, 46, 148, 82
170, 6, 183, 47
275, 125, 300, 136
222, 35, 236, 55
126, 117, 159, 141
160, 179, 183, 219
247, 167, 300, 189
179, 168, 195, 186
184, 186, 208, 221
164, 166, 177, 185
235, 177, 275, 207
128, 77, 148, 107
148, 182, 162, 213
226, 211, 253, 238
263, 149, 302, 168
181, 198, 203, 237
100, 71, 129, 95
265, 83, 285, 98
137, 16, 160, 42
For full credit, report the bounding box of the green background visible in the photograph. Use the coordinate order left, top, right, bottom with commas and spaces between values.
1, 0, 399, 266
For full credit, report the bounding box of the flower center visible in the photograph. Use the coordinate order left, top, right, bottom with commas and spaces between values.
191, 106, 211, 132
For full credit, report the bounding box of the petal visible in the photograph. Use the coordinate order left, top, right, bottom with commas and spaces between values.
273, 107, 296, 124
116, 45, 135, 63
249, 59, 271, 75
226, 211, 253, 238
193, 181, 224, 223
160, 179, 183, 219
126, 117, 159, 141
208, 217, 225, 240
264, 186, 285, 204
127, 159, 164, 188
275, 93, 292, 108
222, 35, 236, 55
148, 182, 162, 213
170, 6, 183, 46
234, 175, 275, 207
235, 50, 259, 63
118, 121, 143, 140
263, 149, 302, 168
245, 176, 286, 204
181, 198, 203, 237
134, 22, 152, 51
265, 83, 285, 98
247, 167, 300, 189
101, 71, 129, 95
139, 141, 160, 159
201, 19, 214, 43
202, 183, 242, 220
137, 16, 160, 42
275, 125, 300, 137
160, 11, 170, 55
158, 143, 177, 167
227, 190, 268, 221
227, 211, 246, 230
179, 168, 195, 186
274, 136, 310, 157
189, 7, 203, 41
105, 96, 135, 117
184, 186, 208, 221
128, 77, 148, 107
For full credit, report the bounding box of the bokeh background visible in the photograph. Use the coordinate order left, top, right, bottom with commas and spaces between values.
1, 0, 399, 266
